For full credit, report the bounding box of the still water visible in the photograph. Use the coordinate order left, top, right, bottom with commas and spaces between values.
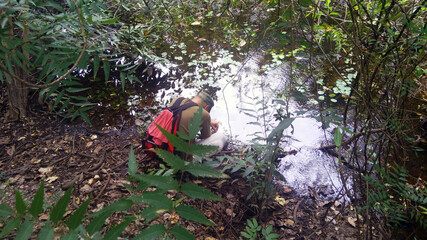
147, 49, 344, 199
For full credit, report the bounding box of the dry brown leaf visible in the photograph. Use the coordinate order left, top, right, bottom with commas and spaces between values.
86, 141, 93, 148
6, 145, 15, 156
283, 186, 293, 193
347, 216, 357, 228
31, 158, 41, 164
38, 166, 53, 175
283, 219, 294, 227
0, 136, 10, 145
38, 213, 49, 221
225, 208, 235, 217
46, 176, 58, 183
94, 145, 103, 154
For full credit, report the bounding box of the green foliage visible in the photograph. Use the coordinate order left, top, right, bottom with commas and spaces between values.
362, 163, 427, 230
240, 218, 279, 240
0, 180, 88, 239
0, 105, 226, 239
230, 91, 290, 211
125, 103, 225, 239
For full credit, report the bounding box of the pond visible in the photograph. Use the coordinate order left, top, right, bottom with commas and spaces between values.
88, 8, 347, 200
165, 55, 342, 199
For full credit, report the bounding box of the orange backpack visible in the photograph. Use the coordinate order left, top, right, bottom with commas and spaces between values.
144, 97, 197, 154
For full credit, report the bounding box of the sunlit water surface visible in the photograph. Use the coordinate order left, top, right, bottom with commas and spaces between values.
148, 51, 345, 199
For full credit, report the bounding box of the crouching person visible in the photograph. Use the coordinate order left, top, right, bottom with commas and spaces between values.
143, 91, 227, 159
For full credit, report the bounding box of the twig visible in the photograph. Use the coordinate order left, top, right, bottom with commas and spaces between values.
94, 172, 111, 201
293, 199, 303, 224
317, 128, 384, 151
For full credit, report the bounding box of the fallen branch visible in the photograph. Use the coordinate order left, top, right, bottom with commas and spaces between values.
317, 128, 384, 151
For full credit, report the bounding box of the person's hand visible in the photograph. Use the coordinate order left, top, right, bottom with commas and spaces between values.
210, 120, 219, 133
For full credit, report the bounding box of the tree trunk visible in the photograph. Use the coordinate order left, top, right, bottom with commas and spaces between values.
5, 74, 29, 121
3, 2, 30, 121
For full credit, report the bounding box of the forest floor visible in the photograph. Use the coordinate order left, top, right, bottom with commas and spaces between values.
0, 101, 363, 239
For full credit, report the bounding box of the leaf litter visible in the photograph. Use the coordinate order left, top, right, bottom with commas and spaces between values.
0, 111, 362, 239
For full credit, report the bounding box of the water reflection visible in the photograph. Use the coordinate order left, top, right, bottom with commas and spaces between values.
145, 50, 345, 198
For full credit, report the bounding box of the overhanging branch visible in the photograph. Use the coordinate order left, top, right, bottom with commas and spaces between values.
1, 0, 87, 89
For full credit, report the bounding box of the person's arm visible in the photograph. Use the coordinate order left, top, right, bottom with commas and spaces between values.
210, 120, 219, 133
199, 111, 212, 139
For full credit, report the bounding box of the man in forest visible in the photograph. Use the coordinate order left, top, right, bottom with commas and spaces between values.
144, 91, 226, 158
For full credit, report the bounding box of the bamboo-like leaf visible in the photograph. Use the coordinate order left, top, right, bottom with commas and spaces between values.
176, 204, 214, 226
15, 218, 34, 240
11, 54, 27, 71
102, 217, 134, 240
127, 145, 138, 176
155, 123, 188, 153
180, 182, 223, 201
29, 180, 44, 218
103, 60, 110, 82
156, 149, 185, 170
0, 203, 14, 217
77, 52, 89, 69
79, 110, 92, 125
93, 55, 100, 77
67, 197, 91, 230
185, 162, 229, 178
0, 217, 21, 238
131, 224, 166, 240
44, 83, 60, 102
169, 225, 196, 240
37, 222, 54, 240
120, 71, 126, 91
102, 17, 120, 24
189, 144, 218, 156
133, 174, 179, 190
65, 87, 90, 93
15, 189, 26, 215
51, 90, 65, 112
44, 0, 65, 12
